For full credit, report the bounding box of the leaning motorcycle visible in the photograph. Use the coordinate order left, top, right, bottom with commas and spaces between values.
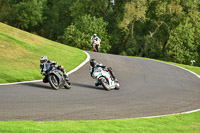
43, 63, 71, 90
92, 67, 120, 91
92, 39, 100, 52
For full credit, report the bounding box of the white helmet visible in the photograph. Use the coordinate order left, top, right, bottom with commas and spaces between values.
93, 33, 97, 37
40, 56, 48, 64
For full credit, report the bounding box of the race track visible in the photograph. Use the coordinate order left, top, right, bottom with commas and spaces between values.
0, 51, 200, 121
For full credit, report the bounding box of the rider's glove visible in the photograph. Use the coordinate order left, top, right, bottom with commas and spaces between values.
41, 71, 46, 75
108, 67, 112, 71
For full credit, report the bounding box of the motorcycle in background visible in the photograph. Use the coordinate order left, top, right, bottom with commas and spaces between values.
92, 39, 100, 52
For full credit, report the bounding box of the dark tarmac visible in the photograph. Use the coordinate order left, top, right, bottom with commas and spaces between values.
0, 51, 200, 121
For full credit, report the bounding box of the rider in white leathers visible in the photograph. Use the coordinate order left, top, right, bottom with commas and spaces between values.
89, 59, 116, 86
91, 33, 101, 52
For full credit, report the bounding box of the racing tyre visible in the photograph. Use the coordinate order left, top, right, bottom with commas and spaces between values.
64, 81, 71, 89
100, 78, 111, 91
115, 82, 120, 90
95, 45, 99, 52
48, 74, 60, 90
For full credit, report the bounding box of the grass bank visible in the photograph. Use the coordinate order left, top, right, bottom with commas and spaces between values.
0, 22, 86, 83
0, 111, 199, 133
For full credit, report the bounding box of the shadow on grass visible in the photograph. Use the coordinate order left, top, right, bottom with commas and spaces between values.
71, 82, 106, 91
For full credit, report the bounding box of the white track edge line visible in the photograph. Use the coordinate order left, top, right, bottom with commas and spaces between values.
142, 109, 200, 119
67, 51, 90, 75
138, 58, 200, 79
0, 51, 90, 86
159, 60, 200, 79
139, 58, 200, 118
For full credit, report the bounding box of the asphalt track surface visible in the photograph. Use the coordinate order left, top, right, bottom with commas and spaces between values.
0, 51, 200, 121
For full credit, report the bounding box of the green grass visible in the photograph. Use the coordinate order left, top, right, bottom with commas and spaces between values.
0, 22, 86, 83
0, 111, 199, 133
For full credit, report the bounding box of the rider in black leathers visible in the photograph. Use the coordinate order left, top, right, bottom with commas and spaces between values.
40, 56, 69, 83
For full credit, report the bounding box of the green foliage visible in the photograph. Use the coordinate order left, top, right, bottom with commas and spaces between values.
60, 14, 111, 53
119, 0, 146, 30
69, 0, 113, 21
14, 0, 45, 29
0, 0, 45, 30
38, 0, 74, 40
166, 20, 198, 65
0, 0, 14, 23
1, 0, 200, 66
120, 0, 200, 66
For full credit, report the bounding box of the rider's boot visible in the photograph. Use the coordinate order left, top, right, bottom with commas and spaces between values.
93, 48, 97, 52
108, 68, 116, 80
63, 73, 71, 85
95, 80, 99, 86
43, 76, 48, 83
63, 72, 70, 81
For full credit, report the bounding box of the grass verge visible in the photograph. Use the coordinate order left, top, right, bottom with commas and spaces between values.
0, 22, 86, 83
0, 111, 199, 133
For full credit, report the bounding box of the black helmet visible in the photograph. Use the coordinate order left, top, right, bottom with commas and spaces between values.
90, 59, 97, 67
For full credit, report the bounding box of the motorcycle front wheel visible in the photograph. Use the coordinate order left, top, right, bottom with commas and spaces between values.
48, 74, 60, 90
100, 78, 111, 91
95, 45, 99, 52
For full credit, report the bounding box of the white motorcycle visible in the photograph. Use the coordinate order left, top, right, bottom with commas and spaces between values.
92, 67, 120, 91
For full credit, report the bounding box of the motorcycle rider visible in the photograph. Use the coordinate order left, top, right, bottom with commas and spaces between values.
89, 59, 117, 86
90, 33, 101, 52
40, 56, 69, 83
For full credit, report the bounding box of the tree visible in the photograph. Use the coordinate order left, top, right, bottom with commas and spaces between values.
1, 0, 200, 66
69, 0, 113, 21
166, 19, 198, 65
38, 0, 74, 40
119, 0, 146, 39
13, 0, 45, 30
60, 14, 110, 53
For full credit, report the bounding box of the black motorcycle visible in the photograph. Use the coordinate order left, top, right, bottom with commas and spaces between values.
43, 63, 71, 90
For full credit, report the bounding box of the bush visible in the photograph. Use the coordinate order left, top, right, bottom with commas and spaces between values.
60, 14, 111, 53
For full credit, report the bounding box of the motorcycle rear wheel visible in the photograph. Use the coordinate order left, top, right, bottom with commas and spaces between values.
95, 45, 99, 52
115, 82, 120, 90
64, 81, 71, 89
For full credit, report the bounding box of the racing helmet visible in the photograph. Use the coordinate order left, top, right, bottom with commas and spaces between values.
90, 59, 97, 67
40, 56, 48, 64
93, 33, 97, 37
